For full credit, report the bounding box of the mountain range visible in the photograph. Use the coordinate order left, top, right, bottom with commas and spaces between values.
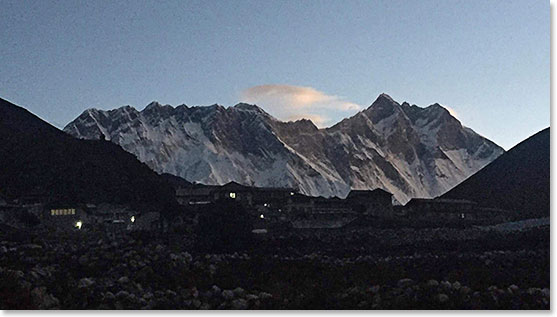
64, 94, 504, 203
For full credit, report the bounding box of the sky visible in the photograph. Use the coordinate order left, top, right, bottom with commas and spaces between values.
0, 0, 549, 150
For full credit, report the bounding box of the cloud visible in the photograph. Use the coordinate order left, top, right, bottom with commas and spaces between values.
286, 114, 327, 127
240, 84, 361, 127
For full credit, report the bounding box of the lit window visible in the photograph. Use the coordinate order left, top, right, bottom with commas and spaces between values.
51, 210, 55, 216
71, 209, 75, 215
229, 192, 236, 199
75, 220, 82, 229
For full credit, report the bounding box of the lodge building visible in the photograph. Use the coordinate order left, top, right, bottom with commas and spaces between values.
175, 181, 397, 229
403, 198, 511, 224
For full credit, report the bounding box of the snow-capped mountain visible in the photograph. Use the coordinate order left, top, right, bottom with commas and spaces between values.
64, 93, 504, 203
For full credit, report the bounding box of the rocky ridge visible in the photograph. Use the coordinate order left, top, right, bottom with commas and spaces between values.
64, 94, 504, 203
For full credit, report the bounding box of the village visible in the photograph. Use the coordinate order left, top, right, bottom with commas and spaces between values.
0, 181, 549, 310
0, 179, 515, 234
2, 179, 549, 309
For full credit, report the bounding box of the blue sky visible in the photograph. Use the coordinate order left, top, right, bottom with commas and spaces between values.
0, 0, 548, 149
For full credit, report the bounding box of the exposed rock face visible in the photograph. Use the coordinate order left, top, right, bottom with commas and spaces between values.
64, 94, 503, 203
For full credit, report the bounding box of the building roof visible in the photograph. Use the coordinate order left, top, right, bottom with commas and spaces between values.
405, 198, 478, 206
220, 181, 296, 192
347, 188, 393, 199
176, 184, 220, 196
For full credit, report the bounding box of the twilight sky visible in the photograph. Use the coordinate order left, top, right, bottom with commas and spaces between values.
0, 0, 548, 150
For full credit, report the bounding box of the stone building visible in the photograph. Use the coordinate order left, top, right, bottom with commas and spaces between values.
42, 202, 90, 229
404, 198, 510, 224
176, 181, 296, 209
346, 188, 394, 218
176, 184, 220, 205
285, 194, 358, 229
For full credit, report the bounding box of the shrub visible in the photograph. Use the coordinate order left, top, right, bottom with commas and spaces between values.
195, 199, 254, 252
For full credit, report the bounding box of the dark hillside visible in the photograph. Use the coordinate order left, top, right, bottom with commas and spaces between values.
0, 97, 175, 211
441, 128, 549, 219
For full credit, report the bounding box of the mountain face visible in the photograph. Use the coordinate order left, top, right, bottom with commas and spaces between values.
0, 98, 175, 210
64, 94, 504, 203
441, 128, 549, 219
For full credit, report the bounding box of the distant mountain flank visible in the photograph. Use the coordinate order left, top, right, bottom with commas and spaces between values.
0, 97, 175, 211
441, 127, 549, 219
64, 94, 504, 203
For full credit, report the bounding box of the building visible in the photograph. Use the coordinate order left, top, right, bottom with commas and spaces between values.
250, 186, 296, 207
42, 202, 154, 231
42, 202, 90, 229
285, 194, 358, 229
212, 182, 255, 205
174, 182, 396, 229
176, 184, 220, 205
176, 181, 296, 209
346, 188, 394, 218
91, 203, 136, 224
404, 198, 510, 224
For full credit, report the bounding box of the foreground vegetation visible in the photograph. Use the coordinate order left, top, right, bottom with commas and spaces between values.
0, 217, 549, 310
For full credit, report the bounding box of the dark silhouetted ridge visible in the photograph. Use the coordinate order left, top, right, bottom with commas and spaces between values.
0, 97, 175, 211
441, 127, 549, 219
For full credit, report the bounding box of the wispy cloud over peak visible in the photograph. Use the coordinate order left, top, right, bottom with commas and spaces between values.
240, 84, 361, 127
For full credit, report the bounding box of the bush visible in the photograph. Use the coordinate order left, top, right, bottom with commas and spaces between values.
195, 199, 254, 252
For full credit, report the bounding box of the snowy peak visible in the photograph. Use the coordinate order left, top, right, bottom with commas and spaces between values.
64, 94, 504, 203
143, 101, 165, 111
233, 102, 260, 111
285, 119, 319, 132
377, 93, 397, 104
363, 93, 403, 124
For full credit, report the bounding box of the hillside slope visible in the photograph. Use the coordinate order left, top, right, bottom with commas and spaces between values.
0, 97, 175, 210
441, 127, 549, 219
